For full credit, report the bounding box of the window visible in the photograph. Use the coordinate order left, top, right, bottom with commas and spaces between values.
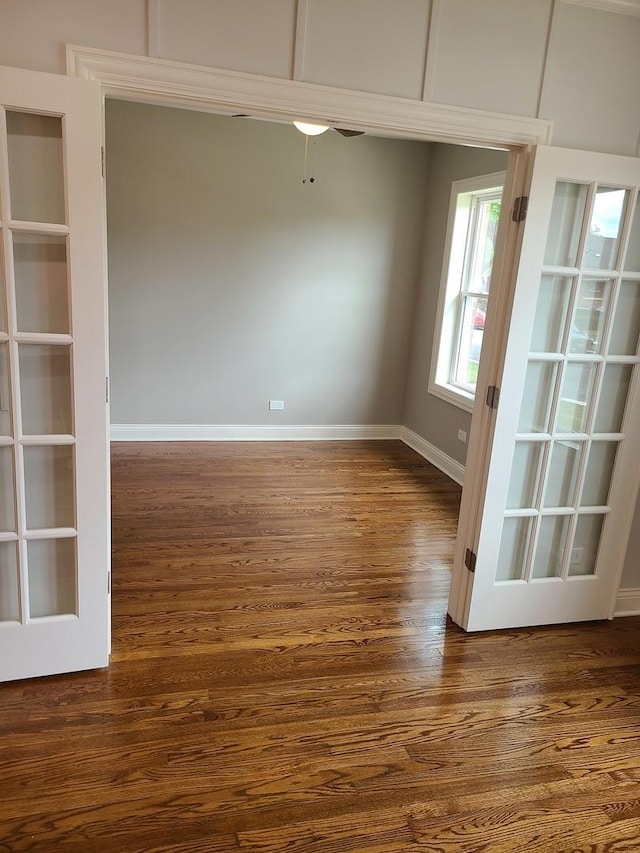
430, 172, 505, 411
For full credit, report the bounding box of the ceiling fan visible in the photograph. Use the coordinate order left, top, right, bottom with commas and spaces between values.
231, 115, 364, 184
293, 120, 364, 138
289, 121, 365, 182
232, 115, 364, 138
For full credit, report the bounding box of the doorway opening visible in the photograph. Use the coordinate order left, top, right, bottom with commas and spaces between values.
103, 97, 511, 630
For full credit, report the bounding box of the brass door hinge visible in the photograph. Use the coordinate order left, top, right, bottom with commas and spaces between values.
512, 195, 528, 222
486, 384, 500, 410
464, 548, 477, 573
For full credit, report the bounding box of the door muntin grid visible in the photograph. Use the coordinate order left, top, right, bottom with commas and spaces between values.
0, 108, 77, 625
499, 182, 639, 585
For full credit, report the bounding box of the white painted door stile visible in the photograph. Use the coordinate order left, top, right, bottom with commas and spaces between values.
0, 65, 109, 681
451, 146, 640, 631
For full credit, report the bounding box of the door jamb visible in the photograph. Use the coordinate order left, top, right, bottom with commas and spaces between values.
448, 147, 535, 627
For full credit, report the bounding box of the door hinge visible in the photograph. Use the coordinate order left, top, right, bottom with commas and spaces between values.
105, 376, 109, 403
107, 572, 111, 594
464, 548, 477, 573
512, 195, 528, 222
101, 145, 105, 178
486, 384, 500, 410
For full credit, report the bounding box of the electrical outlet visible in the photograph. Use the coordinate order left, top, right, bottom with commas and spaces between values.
570, 546, 584, 564
269, 400, 285, 411
457, 429, 467, 443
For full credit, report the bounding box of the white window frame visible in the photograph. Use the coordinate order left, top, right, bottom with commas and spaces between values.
429, 171, 506, 412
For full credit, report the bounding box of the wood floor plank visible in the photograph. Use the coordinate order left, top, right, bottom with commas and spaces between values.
408, 805, 611, 851
1, 441, 639, 851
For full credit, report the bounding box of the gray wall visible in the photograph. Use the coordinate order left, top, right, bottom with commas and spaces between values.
403, 143, 508, 465
105, 99, 430, 425
1, 1, 639, 157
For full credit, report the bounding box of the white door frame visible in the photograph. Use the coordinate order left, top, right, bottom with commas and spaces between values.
0, 64, 109, 681
66, 45, 551, 149
65, 44, 554, 627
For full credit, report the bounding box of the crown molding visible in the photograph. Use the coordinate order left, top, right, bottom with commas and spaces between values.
66, 45, 552, 148
560, 0, 640, 16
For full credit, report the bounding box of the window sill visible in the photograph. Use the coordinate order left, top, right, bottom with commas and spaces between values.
428, 381, 475, 414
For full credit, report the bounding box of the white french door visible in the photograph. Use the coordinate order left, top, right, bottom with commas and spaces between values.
450, 145, 640, 632
0, 65, 109, 680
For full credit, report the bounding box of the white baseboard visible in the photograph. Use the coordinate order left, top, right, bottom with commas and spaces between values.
401, 427, 465, 485
110, 423, 465, 485
614, 587, 640, 617
110, 423, 403, 442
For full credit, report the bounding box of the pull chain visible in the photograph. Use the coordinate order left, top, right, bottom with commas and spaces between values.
302, 136, 316, 184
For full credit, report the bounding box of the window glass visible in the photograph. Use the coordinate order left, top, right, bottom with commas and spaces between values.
430, 173, 505, 408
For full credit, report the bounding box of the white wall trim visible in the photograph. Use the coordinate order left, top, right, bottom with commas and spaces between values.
536, 0, 557, 119
111, 424, 403, 442
614, 587, 640, 617
146, 0, 160, 58
560, 0, 640, 17
292, 0, 310, 81
421, 0, 440, 102
401, 428, 465, 486
66, 45, 552, 148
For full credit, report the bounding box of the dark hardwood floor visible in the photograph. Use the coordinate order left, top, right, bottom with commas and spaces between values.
1, 440, 640, 852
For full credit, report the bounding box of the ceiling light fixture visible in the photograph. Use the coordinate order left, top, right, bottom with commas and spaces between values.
293, 120, 330, 136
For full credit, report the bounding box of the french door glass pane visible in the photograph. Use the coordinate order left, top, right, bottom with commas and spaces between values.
27, 538, 76, 618
544, 182, 588, 267
0, 446, 16, 532
570, 278, 610, 354
594, 364, 633, 433
507, 442, 543, 509
14, 234, 69, 334
6, 111, 65, 224
609, 281, 640, 356
544, 441, 581, 507
0, 342, 10, 435
584, 187, 628, 270
518, 361, 556, 433
624, 194, 640, 272
24, 445, 74, 530
570, 515, 604, 576
496, 517, 531, 581
0, 542, 19, 622
582, 442, 618, 506
19, 344, 72, 435
532, 516, 570, 579
531, 276, 572, 352
490, 167, 640, 606
556, 363, 596, 433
